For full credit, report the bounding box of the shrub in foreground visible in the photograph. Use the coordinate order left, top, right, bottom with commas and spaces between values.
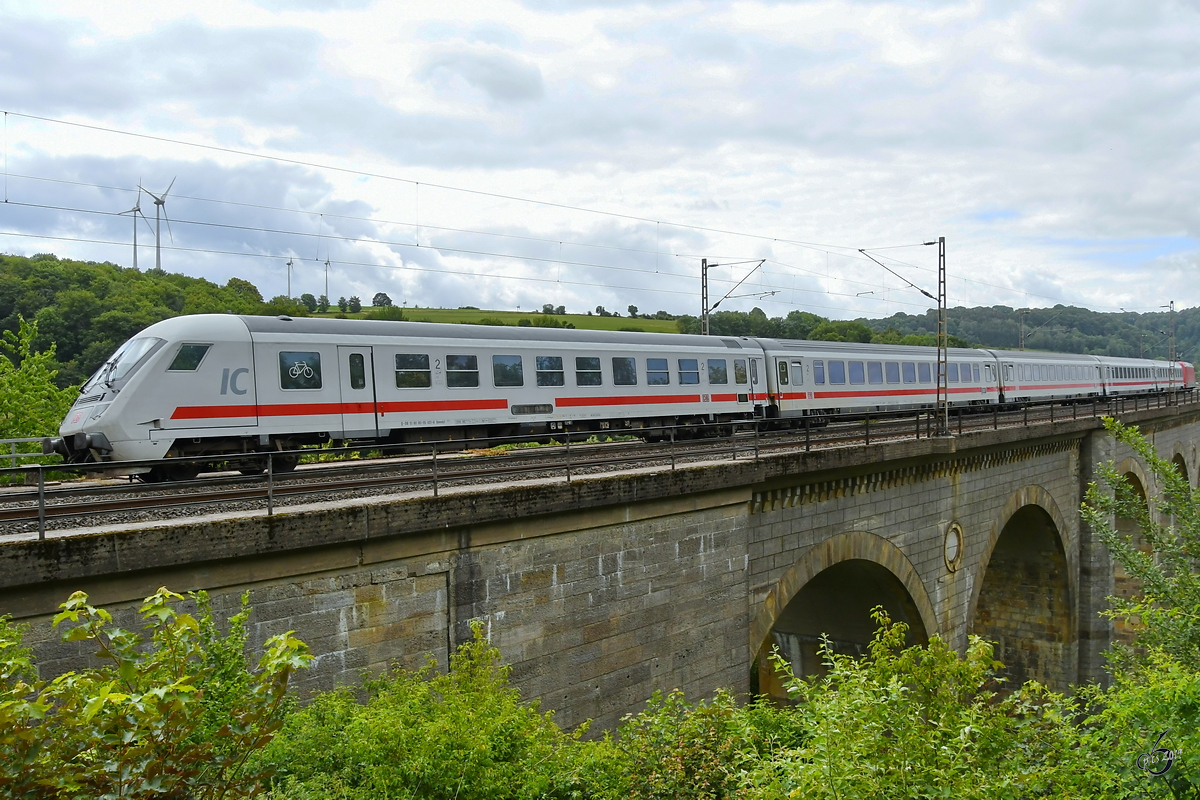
0, 588, 311, 799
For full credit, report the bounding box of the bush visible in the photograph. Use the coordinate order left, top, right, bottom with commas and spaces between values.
0, 588, 311, 799
259, 622, 594, 800
740, 609, 1102, 799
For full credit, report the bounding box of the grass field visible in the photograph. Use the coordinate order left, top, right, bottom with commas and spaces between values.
312, 307, 681, 333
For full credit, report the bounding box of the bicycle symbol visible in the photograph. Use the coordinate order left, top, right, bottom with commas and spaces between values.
289, 362, 315, 379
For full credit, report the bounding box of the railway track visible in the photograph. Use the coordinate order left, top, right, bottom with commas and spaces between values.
1, 392, 1191, 538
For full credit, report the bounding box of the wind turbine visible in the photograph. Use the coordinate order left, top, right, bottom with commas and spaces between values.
139, 177, 176, 271
117, 187, 154, 270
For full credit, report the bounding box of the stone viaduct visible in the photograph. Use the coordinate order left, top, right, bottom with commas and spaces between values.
2, 404, 1198, 732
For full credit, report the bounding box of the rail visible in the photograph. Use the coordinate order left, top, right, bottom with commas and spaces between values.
2, 389, 1196, 540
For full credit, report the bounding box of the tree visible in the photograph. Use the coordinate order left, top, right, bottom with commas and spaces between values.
1079, 418, 1200, 794
317, 294, 330, 313
628, 305, 638, 318
1084, 418, 1200, 667
542, 304, 555, 315
555, 305, 565, 315
0, 588, 312, 798
337, 296, 348, 312
808, 320, 874, 343
348, 296, 362, 313
299, 293, 318, 313
0, 317, 77, 441
372, 292, 392, 308
595, 305, 609, 317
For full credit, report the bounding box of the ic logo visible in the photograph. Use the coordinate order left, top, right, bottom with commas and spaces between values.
220, 368, 250, 396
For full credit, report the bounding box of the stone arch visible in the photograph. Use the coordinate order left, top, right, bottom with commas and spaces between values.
1170, 446, 1189, 485
750, 531, 937, 698
1112, 459, 1151, 645
968, 485, 1076, 690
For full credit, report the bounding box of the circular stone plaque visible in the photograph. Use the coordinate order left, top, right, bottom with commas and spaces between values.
944, 521, 964, 572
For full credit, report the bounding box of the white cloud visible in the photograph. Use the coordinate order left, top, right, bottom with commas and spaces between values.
3, 0, 1200, 320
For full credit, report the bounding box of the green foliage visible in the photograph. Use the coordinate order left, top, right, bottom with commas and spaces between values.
364, 305, 406, 321
742, 609, 1102, 800
299, 293, 318, 313
0, 587, 312, 799
613, 689, 802, 800
1084, 418, 1200, 667
259, 621, 590, 800
348, 296, 362, 313
0, 316, 78, 443
807, 319, 874, 343
1079, 649, 1200, 797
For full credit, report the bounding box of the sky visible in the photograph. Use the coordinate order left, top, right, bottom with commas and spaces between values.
2, 0, 1199, 321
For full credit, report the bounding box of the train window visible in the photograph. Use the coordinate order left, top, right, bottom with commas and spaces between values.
349, 353, 366, 390
708, 359, 728, 384
829, 361, 847, 385
777, 361, 788, 386
536, 356, 565, 387
493, 355, 524, 387
395, 354, 431, 388
447, 355, 480, 388
972, 364, 980, 383
576, 357, 602, 386
168, 344, 210, 371
867, 362, 883, 384
613, 357, 637, 386
679, 359, 700, 385
848, 361, 864, 385
280, 351, 323, 390
947, 363, 959, 383
902, 362, 916, 383
885, 362, 900, 384
647, 358, 669, 386
813, 360, 825, 384
918, 363, 931, 384
734, 359, 748, 385
791, 361, 804, 386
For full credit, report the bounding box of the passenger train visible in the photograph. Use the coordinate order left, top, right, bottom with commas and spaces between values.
48, 314, 1195, 481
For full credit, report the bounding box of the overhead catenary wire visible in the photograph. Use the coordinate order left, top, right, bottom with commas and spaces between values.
0, 168, 1129, 312
1, 114, 1159, 316
0, 197, 933, 310
0, 229, 934, 316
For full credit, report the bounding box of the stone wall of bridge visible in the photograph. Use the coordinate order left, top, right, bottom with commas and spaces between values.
3, 404, 1200, 729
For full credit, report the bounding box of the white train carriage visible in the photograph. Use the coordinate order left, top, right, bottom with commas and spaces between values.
1099, 358, 1181, 397
990, 350, 1103, 404
54, 315, 771, 477
760, 340, 1000, 417
50, 312, 1197, 480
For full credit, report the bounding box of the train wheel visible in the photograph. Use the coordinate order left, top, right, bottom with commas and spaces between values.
141, 463, 201, 483
237, 457, 267, 476
272, 453, 301, 473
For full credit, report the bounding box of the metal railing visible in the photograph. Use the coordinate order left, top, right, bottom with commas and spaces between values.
3, 389, 1196, 540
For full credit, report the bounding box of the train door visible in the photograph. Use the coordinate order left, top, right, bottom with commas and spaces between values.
338, 345, 378, 438
751, 358, 765, 413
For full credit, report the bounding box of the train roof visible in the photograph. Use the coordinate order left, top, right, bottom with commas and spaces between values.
758, 338, 991, 359
238, 314, 752, 349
